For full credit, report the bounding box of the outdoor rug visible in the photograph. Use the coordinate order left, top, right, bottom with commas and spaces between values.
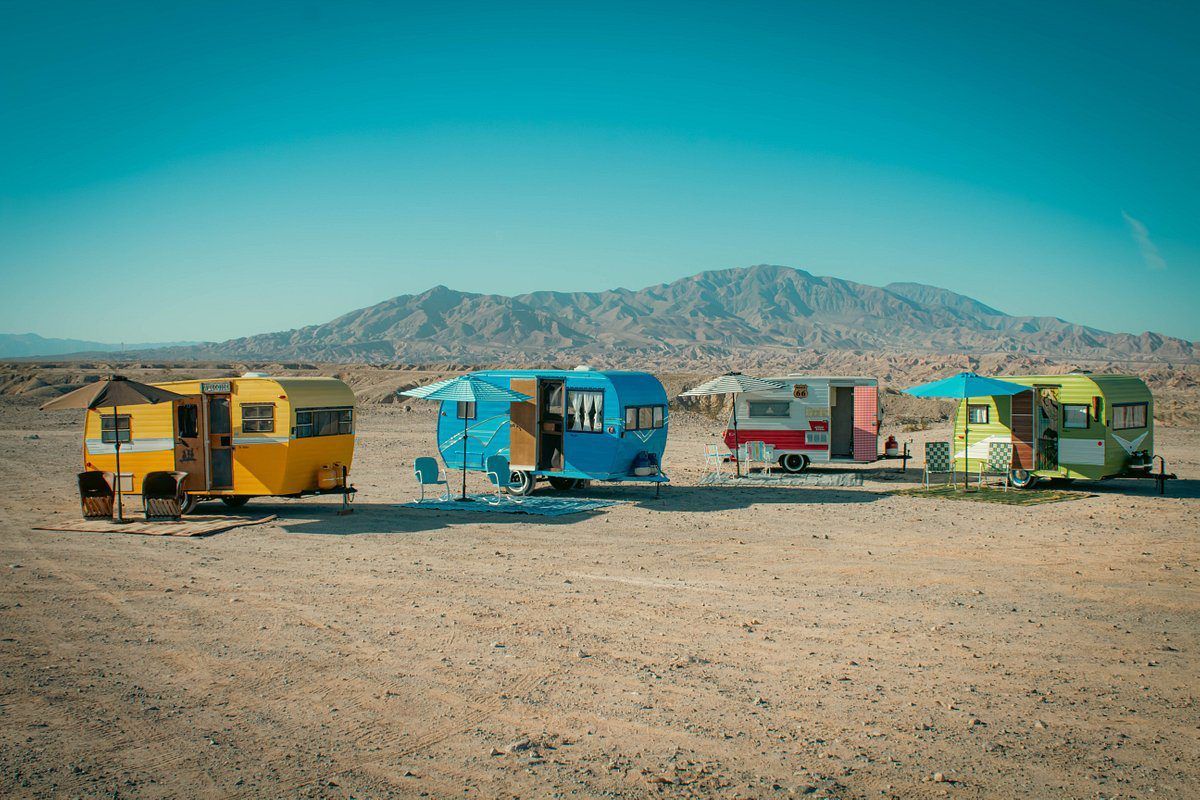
892, 486, 1092, 505
698, 472, 863, 487
34, 514, 278, 537
399, 496, 621, 516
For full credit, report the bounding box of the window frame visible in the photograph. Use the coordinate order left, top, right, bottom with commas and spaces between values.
747, 401, 791, 418
1062, 403, 1090, 430
456, 401, 477, 420
241, 402, 276, 433
293, 406, 354, 439
1112, 402, 1148, 431
967, 404, 989, 425
624, 404, 666, 431
100, 413, 132, 444
566, 389, 605, 434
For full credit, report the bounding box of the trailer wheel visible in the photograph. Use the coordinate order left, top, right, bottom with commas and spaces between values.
547, 477, 578, 491
509, 470, 535, 496
221, 496, 250, 508
1010, 469, 1039, 490
779, 454, 809, 473
181, 494, 201, 515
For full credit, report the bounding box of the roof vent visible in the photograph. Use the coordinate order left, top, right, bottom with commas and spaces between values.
241, 371, 270, 378
573, 364, 593, 371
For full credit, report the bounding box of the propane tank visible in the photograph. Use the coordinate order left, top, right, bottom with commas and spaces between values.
884, 435, 899, 457
317, 463, 344, 490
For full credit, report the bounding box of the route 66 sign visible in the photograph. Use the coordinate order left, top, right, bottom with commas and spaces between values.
792, 384, 808, 399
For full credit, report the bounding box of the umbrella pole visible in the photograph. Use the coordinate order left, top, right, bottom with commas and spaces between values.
962, 398, 970, 492
112, 406, 125, 522
732, 397, 741, 479
460, 413, 469, 501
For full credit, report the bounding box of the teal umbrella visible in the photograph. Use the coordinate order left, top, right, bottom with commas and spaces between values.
401, 375, 531, 500
903, 372, 1028, 488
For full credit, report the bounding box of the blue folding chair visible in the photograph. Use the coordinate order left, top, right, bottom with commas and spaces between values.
413, 456, 450, 502
484, 455, 525, 505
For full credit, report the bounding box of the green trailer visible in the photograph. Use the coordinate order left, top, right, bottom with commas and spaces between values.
952, 373, 1156, 489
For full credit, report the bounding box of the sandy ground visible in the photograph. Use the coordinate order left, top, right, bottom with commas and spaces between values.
1, 399, 1197, 799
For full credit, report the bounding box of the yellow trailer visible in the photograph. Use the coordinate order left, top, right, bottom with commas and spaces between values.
81, 374, 355, 512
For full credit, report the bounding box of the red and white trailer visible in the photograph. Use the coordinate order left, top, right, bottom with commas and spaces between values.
725, 376, 880, 472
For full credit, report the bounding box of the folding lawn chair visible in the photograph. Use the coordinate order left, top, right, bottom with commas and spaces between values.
923, 441, 956, 489
977, 441, 1013, 492
484, 455, 525, 505
413, 456, 450, 502
702, 443, 724, 480
742, 440, 775, 476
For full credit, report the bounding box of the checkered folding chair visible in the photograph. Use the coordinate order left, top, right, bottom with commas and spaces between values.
977, 441, 1013, 491
923, 441, 956, 488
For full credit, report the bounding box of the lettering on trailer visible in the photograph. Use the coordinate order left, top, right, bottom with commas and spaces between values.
792, 384, 808, 399
201, 381, 232, 394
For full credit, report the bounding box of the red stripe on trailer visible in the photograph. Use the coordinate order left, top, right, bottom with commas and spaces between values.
852, 386, 878, 462
723, 428, 829, 452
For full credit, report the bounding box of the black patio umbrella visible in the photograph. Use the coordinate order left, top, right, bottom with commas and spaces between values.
41, 375, 187, 522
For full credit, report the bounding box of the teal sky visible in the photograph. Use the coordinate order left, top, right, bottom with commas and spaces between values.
2, 1, 1197, 343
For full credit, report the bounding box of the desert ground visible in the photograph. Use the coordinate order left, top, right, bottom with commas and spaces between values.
1, 368, 1198, 799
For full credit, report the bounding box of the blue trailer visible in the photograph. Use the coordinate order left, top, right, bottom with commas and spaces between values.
434, 368, 669, 495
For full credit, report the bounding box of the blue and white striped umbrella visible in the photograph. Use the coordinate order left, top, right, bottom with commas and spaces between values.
401, 374, 531, 403
400, 375, 531, 500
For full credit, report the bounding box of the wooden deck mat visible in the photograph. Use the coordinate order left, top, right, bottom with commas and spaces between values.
33, 514, 277, 537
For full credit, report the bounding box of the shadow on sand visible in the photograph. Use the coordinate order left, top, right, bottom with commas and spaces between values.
180, 480, 889, 537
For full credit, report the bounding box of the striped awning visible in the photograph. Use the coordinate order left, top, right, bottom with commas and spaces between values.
400, 374, 531, 403
679, 373, 785, 397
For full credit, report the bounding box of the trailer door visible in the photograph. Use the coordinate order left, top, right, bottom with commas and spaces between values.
509, 378, 537, 470
173, 397, 206, 491
1009, 390, 1035, 470
207, 395, 234, 489
852, 385, 878, 462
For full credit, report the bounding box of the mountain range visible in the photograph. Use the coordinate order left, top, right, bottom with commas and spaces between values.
12, 266, 1197, 363
0, 333, 198, 359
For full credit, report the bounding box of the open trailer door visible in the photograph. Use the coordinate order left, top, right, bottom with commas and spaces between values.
509, 378, 537, 470
852, 384, 878, 462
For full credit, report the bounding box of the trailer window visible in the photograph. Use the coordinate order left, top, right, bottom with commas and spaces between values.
968, 404, 989, 424
100, 414, 131, 443
241, 403, 275, 433
1062, 404, 1089, 429
456, 401, 476, 420
176, 405, 199, 438
624, 404, 665, 431
1112, 402, 1147, 430
294, 407, 354, 438
748, 401, 790, 418
567, 390, 603, 433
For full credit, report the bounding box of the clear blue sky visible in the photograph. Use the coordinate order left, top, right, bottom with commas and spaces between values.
2, 1, 1197, 342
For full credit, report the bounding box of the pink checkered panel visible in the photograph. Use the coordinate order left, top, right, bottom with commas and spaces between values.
852, 386, 878, 462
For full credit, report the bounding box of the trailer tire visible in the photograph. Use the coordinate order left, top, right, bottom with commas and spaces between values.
779, 454, 809, 474
181, 494, 201, 515
221, 496, 250, 508
548, 477, 578, 491
509, 470, 536, 496
1010, 469, 1039, 490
